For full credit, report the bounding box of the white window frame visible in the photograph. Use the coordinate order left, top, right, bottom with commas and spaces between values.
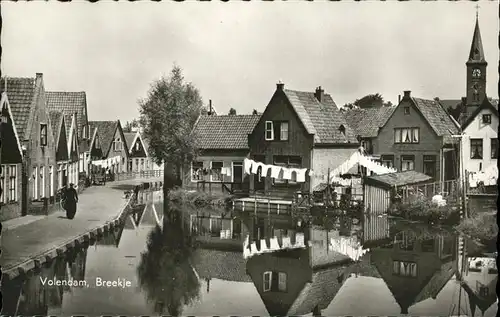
1, 165, 6, 204
40, 123, 48, 146
231, 161, 243, 183
280, 121, 289, 141
210, 161, 223, 182
58, 164, 63, 189
33, 166, 38, 200
135, 142, 140, 151
263, 271, 272, 292
265, 121, 274, 141
191, 161, 204, 182
9, 165, 17, 202
49, 166, 54, 197
41, 166, 45, 198
401, 155, 415, 172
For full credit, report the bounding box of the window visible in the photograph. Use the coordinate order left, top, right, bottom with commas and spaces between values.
265, 121, 274, 140
9, 165, 17, 202
210, 161, 223, 182
470, 139, 483, 159
57, 165, 62, 189
404, 107, 410, 115
423, 155, 437, 179
381, 155, 394, 168
95, 137, 100, 148
0, 165, 6, 204
392, 261, 417, 277
262, 271, 287, 292
478, 284, 489, 298
401, 155, 415, 171
49, 166, 54, 197
280, 122, 289, 141
41, 166, 45, 198
140, 158, 145, 170
72, 136, 76, 152
82, 125, 87, 139
135, 142, 140, 151
273, 155, 302, 185
113, 138, 122, 151
394, 128, 419, 144
32, 166, 38, 200
491, 138, 498, 159
338, 125, 346, 136
40, 123, 48, 146
263, 272, 272, 292
482, 114, 491, 124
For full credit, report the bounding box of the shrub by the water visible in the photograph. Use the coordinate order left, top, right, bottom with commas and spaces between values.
388, 196, 458, 224
456, 212, 497, 244
168, 188, 232, 207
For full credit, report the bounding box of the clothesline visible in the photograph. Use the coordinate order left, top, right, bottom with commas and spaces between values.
468, 164, 498, 187
92, 156, 121, 168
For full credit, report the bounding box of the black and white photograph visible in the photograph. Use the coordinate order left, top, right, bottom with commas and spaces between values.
0, 1, 498, 316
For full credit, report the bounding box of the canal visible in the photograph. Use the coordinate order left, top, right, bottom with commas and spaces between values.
1, 191, 497, 316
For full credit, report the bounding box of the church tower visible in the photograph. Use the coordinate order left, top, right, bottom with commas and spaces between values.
465, 13, 487, 113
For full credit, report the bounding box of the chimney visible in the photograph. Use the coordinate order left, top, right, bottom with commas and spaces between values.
208, 100, 213, 116
398, 95, 401, 103
403, 90, 411, 98
36, 73, 43, 79
276, 80, 284, 91
315, 86, 325, 102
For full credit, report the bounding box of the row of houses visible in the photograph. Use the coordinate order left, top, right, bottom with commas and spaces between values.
184, 16, 497, 199
0, 74, 161, 220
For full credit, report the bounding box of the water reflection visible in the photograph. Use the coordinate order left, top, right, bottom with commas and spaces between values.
136, 203, 200, 316
2, 194, 496, 316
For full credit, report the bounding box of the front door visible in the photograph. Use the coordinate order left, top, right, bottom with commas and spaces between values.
232, 162, 243, 183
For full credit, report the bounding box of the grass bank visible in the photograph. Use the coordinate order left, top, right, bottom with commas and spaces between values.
167, 188, 232, 207
388, 197, 460, 225
455, 212, 497, 246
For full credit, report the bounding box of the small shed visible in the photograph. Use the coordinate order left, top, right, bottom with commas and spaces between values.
363, 171, 433, 215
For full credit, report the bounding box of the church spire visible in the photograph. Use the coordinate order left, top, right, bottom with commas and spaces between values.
468, 10, 486, 62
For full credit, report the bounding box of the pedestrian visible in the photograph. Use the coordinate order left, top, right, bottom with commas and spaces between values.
134, 185, 140, 202
65, 183, 79, 219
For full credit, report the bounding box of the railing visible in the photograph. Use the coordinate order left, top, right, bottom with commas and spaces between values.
196, 181, 249, 195
398, 179, 460, 202
112, 170, 164, 181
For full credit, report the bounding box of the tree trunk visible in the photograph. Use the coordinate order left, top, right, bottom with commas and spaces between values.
163, 160, 176, 215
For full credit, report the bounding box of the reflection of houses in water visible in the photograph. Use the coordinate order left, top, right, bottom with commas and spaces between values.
190, 209, 247, 252
456, 235, 498, 316
361, 214, 391, 248
370, 228, 458, 314
2, 247, 89, 316
244, 213, 363, 316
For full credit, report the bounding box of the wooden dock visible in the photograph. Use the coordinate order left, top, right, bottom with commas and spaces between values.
233, 197, 293, 214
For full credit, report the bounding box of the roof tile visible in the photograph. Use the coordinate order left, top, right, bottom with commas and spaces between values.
0, 77, 36, 140
412, 97, 460, 136
193, 114, 261, 150
89, 120, 118, 156
343, 107, 396, 138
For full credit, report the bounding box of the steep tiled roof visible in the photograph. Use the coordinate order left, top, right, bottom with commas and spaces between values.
342, 107, 396, 138
46, 91, 87, 136
0, 77, 36, 140
89, 120, 117, 156
284, 90, 358, 144
193, 114, 260, 150
411, 97, 460, 135
123, 132, 137, 150
192, 249, 252, 283
49, 111, 64, 145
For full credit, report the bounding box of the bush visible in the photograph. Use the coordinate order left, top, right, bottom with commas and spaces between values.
388, 196, 459, 224
456, 213, 498, 243
167, 188, 232, 207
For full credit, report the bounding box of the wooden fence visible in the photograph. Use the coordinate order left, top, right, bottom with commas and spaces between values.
196, 181, 248, 195
113, 170, 164, 181
398, 179, 460, 203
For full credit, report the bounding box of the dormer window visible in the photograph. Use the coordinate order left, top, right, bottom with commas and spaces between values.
40, 123, 48, 146
482, 114, 491, 124
265, 121, 274, 140
338, 125, 346, 136
135, 142, 140, 151
113, 138, 122, 151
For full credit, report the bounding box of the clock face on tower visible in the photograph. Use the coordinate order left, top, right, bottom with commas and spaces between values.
472, 68, 481, 78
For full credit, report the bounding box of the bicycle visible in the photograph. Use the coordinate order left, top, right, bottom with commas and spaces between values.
57, 188, 67, 212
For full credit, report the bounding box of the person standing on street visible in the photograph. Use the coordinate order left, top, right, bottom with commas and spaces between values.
65, 183, 79, 219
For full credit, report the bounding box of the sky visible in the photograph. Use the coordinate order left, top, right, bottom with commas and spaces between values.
2, 1, 498, 123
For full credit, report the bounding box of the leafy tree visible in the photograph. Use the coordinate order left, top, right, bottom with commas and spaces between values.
354, 93, 384, 109
123, 119, 139, 132
139, 65, 203, 189
228, 107, 237, 115
137, 204, 200, 316
383, 100, 394, 107
340, 103, 356, 111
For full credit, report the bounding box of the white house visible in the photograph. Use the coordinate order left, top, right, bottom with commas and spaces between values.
461, 99, 498, 186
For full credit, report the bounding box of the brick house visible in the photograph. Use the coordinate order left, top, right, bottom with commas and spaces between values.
124, 130, 149, 172
47, 91, 91, 182
184, 114, 260, 191
375, 90, 460, 182
88, 120, 129, 174
1, 74, 58, 218
247, 83, 359, 199
49, 111, 69, 191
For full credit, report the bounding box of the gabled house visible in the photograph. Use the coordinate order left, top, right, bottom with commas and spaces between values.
49, 111, 69, 192
0, 88, 24, 219
88, 120, 129, 174
370, 229, 457, 315
1, 74, 58, 218
66, 113, 80, 186
342, 106, 396, 156
124, 130, 149, 173
247, 83, 359, 199
185, 114, 260, 190
376, 90, 460, 182
46, 91, 91, 179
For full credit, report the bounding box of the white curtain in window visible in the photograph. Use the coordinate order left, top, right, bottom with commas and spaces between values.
402, 129, 411, 143
412, 128, 419, 142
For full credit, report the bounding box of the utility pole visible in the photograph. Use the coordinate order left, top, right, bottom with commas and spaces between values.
0, 3, 3, 213
450, 131, 467, 219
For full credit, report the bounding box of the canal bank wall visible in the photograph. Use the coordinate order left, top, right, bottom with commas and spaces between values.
0, 178, 162, 281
